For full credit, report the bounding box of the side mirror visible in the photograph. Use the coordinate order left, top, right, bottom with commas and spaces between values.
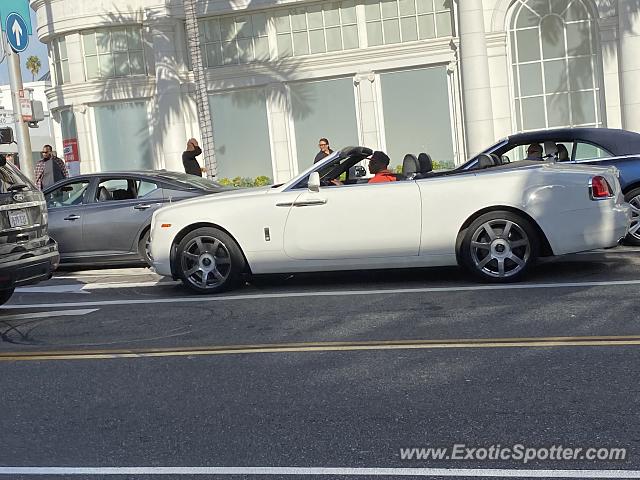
308, 172, 320, 192
501, 155, 510, 164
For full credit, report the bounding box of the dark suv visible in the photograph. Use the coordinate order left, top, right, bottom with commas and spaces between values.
0, 156, 59, 306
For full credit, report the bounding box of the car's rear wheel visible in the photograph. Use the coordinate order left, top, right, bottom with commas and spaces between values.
459, 211, 540, 283
176, 227, 245, 294
138, 229, 152, 267
624, 188, 640, 246
0, 288, 15, 306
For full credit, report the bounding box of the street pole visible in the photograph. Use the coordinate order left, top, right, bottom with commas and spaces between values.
4, 35, 34, 180
184, 0, 217, 179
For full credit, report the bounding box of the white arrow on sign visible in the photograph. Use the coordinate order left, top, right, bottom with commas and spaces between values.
12, 19, 23, 47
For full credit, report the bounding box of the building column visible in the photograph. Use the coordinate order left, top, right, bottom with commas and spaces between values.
266, 83, 295, 184
148, 17, 188, 172
599, 18, 622, 129
619, 0, 640, 133
354, 73, 381, 150
457, 0, 494, 154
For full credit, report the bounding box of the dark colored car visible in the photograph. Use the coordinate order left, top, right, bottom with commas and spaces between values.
43, 171, 227, 266
457, 128, 640, 245
0, 156, 59, 306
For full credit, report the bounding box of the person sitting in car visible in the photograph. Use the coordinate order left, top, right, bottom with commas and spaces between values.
557, 144, 570, 162
331, 151, 396, 185
367, 151, 396, 183
525, 143, 544, 161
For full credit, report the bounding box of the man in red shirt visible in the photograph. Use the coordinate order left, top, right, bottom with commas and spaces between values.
367, 151, 396, 183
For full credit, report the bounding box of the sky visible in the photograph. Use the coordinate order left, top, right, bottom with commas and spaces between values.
0, 13, 49, 84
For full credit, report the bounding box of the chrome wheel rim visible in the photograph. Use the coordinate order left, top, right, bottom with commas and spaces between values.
145, 234, 153, 262
470, 219, 531, 278
629, 195, 640, 240
181, 236, 232, 289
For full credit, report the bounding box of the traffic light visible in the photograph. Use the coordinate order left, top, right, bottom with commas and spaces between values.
0, 127, 14, 144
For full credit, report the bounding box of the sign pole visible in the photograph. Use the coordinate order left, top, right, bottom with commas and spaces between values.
4, 35, 34, 180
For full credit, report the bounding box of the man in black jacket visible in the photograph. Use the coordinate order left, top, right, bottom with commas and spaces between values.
182, 138, 205, 176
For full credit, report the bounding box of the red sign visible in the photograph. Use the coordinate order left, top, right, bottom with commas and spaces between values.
63, 138, 81, 176
63, 138, 79, 162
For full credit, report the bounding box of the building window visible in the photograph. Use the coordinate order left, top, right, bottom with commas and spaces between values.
200, 13, 270, 67
81, 27, 146, 80
51, 37, 70, 85
289, 78, 359, 172
199, 0, 450, 68
274, 1, 359, 57
93, 102, 153, 171
509, 0, 602, 131
364, 0, 452, 46
209, 90, 273, 181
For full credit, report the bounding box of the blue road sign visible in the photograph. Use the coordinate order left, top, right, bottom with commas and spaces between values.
0, 0, 32, 34
5, 13, 29, 52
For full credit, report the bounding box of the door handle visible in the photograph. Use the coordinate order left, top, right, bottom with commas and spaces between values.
64, 214, 80, 221
134, 204, 152, 211
276, 199, 327, 207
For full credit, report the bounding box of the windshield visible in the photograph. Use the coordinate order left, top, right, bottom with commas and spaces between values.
0, 160, 36, 194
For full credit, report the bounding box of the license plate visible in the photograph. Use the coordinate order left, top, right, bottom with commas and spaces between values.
8, 209, 29, 228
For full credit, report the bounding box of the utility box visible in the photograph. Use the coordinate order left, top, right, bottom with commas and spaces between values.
0, 127, 14, 144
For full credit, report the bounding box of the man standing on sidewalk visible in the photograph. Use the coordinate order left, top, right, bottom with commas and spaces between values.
34, 145, 69, 190
182, 138, 206, 177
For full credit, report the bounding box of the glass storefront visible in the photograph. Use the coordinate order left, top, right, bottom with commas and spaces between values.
209, 90, 273, 180
93, 102, 153, 171
380, 66, 455, 168
290, 78, 359, 172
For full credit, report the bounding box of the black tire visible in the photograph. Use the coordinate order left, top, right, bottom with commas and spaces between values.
624, 188, 640, 246
138, 229, 153, 267
176, 227, 246, 294
458, 211, 540, 283
0, 288, 15, 306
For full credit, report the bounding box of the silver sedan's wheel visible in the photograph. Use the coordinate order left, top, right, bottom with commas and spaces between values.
459, 211, 540, 283
176, 227, 246, 293
625, 190, 640, 246
181, 236, 232, 290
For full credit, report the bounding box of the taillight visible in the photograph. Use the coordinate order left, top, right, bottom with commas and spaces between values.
590, 176, 613, 200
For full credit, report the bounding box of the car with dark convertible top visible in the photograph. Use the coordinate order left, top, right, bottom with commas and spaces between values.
458, 128, 640, 245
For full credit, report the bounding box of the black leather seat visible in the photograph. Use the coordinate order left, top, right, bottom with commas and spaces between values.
97, 186, 111, 202
112, 189, 135, 200
401, 154, 419, 180
415, 153, 434, 179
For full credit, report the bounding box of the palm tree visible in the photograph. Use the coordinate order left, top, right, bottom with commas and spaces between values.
184, 0, 217, 178
26, 55, 42, 82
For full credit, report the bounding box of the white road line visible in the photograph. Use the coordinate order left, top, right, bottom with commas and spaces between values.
0, 309, 99, 321
2, 278, 640, 310
0, 467, 638, 477
16, 280, 178, 294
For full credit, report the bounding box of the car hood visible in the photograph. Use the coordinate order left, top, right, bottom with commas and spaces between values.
158, 185, 274, 212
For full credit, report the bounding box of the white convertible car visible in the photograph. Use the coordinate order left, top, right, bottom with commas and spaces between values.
150, 146, 631, 293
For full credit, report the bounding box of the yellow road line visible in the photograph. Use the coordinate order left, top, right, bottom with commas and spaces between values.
1, 335, 640, 362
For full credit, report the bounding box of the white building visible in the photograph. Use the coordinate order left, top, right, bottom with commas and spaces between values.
30, 0, 640, 183
0, 80, 56, 167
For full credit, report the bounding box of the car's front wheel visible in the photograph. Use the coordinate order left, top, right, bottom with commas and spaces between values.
138, 229, 153, 267
176, 227, 246, 294
459, 211, 540, 282
624, 188, 640, 246
0, 288, 15, 306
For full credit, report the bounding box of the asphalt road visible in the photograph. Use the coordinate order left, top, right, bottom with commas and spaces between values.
1, 247, 640, 480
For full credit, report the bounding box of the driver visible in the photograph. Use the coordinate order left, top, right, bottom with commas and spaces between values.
331, 151, 396, 185
367, 151, 396, 183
